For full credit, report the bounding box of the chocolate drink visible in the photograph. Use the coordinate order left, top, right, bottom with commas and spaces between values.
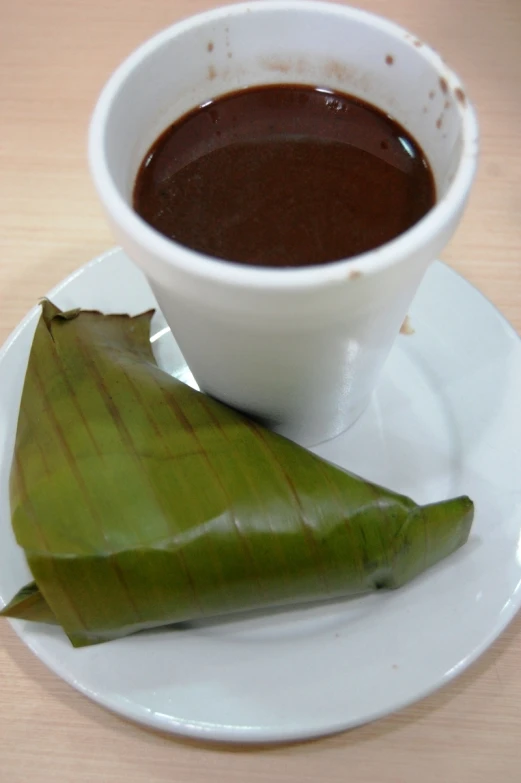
133, 85, 435, 267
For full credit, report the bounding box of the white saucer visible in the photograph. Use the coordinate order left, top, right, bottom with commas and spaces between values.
1, 248, 521, 743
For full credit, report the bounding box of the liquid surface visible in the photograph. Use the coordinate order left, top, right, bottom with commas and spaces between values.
133, 85, 435, 267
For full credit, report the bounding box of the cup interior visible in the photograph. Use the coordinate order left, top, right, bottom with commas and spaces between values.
98, 2, 475, 217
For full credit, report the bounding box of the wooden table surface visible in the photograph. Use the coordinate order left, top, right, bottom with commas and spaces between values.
1, 1, 520, 780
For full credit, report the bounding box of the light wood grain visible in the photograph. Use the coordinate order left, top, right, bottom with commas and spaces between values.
1, 1, 520, 780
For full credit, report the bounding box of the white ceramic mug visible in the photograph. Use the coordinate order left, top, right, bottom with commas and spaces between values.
89, 0, 478, 446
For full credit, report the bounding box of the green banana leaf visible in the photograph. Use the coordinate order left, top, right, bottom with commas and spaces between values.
0, 300, 474, 647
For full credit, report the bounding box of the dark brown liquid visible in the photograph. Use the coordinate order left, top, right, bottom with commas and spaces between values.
133, 85, 435, 267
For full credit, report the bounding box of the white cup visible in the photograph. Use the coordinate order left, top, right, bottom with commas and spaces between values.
89, 0, 478, 446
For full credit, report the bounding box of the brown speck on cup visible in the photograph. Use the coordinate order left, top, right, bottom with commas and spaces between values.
455, 87, 466, 105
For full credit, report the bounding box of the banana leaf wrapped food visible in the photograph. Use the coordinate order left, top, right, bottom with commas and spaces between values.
0, 301, 474, 647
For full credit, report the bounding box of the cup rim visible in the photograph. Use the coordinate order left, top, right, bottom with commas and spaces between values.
88, 0, 479, 292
